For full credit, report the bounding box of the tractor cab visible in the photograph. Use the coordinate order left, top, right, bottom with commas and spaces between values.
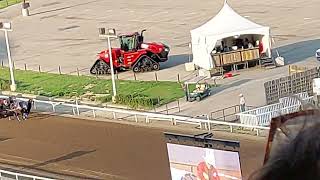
119, 30, 146, 52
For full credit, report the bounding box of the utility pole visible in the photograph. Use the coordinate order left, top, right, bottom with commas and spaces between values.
107, 33, 117, 102
99, 28, 118, 102
0, 22, 16, 91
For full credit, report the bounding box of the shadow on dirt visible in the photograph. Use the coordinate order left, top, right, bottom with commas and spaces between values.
273, 39, 320, 64
209, 79, 252, 95
160, 54, 191, 69
30, 149, 96, 168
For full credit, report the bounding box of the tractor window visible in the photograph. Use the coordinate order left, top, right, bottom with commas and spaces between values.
120, 36, 136, 51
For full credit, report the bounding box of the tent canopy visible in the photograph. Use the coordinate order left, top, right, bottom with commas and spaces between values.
191, 2, 271, 70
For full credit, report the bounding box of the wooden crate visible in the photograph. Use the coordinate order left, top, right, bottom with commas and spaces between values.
241, 48, 260, 61
221, 51, 242, 65
212, 54, 222, 67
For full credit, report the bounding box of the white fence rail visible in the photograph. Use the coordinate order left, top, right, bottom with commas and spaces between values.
0, 169, 54, 180
0, 95, 269, 136
237, 92, 314, 126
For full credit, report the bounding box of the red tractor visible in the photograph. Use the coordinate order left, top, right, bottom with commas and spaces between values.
90, 30, 170, 74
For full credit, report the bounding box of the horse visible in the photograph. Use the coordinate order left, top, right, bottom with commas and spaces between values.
18, 99, 33, 120
0, 98, 33, 121
0, 98, 18, 120
0, 109, 20, 121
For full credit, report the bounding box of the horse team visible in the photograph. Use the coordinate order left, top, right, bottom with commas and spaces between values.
0, 96, 33, 121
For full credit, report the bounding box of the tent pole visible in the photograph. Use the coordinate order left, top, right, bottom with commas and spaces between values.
188, 43, 191, 62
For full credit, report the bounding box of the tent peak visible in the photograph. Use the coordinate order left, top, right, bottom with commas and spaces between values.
224, 0, 227, 5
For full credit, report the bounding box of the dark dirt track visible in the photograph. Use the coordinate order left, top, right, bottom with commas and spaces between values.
0, 113, 266, 180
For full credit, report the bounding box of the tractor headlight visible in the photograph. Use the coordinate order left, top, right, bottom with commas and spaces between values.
164, 48, 169, 52
104, 53, 109, 58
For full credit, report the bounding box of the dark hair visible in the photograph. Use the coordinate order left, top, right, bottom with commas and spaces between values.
249, 122, 320, 180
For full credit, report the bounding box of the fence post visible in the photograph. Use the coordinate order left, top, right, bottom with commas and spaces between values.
288, 65, 291, 75
33, 101, 37, 110
172, 118, 176, 125
77, 68, 80, 76
222, 109, 226, 121
52, 104, 55, 112
1, 60, 3, 67
75, 99, 80, 116
155, 72, 158, 81
157, 97, 160, 105
166, 104, 169, 115
177, 73, 180, 83
58, 66, 62, 75
113, 112, 117, 119
207, 115, 211, 131
92, 109, 96, 118
153, 103, 156, 112
24, 63, 27, 71
38, 65, 41, 73
230, 125, 233, 133
177, 100, 181, 112
116, 70, 119, 80
134, 72, 137, 81
135, 114, 138, 123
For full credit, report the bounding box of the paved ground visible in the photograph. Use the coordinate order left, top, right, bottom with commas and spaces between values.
0, 0, 319, 116
0, 113, 265, 179
176, 57, 320, 116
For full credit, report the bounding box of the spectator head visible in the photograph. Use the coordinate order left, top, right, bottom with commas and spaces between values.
249, 117, 320, 180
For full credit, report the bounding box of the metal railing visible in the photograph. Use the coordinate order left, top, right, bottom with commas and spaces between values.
0, 95, 269, 136
210, 105, 256, 122
237, 92, 314, 126
0, 169, 54, 180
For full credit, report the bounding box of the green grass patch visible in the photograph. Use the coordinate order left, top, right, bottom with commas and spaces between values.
0, 68, 185, 108
0, 0, 23, 9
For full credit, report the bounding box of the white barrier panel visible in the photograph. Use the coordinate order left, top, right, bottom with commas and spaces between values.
237, 93, 314, 126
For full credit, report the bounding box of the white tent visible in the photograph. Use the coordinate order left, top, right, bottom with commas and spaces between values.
191, 2, 271, 70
